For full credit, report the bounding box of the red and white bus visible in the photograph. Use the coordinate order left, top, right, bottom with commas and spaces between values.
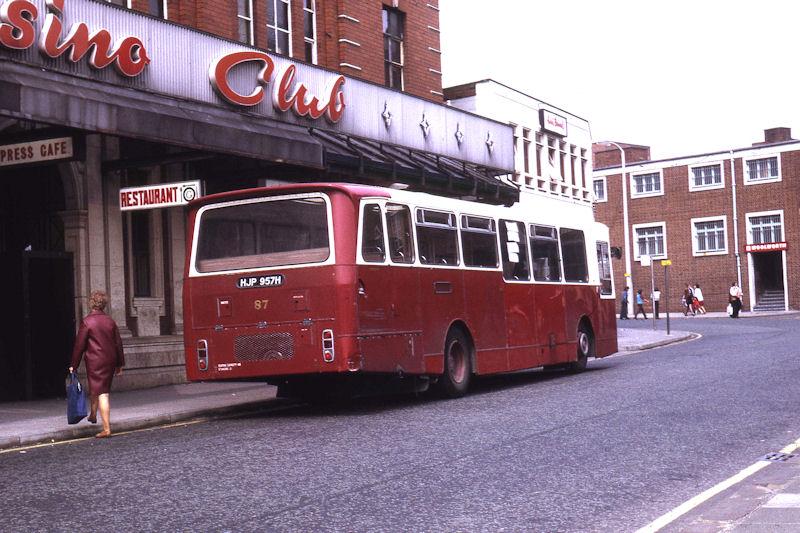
183, 183, 617, 398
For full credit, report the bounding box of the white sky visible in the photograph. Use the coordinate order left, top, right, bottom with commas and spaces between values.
440, 0, 800, 160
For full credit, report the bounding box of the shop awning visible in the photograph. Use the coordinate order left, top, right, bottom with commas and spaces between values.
0, 62, 323, 169
310, 129, 519, 205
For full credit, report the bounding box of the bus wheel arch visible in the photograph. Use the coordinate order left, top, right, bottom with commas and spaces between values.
438, 322, 474, 398
569, 317, 595, 373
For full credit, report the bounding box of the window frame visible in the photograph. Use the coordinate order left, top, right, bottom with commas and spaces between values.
691, 215, 728, 257
237, 0, 255, 45
266, 0, 292, 57
630, 169, 664, 199
529, 224, 562, 283
688, 161, 725, 192
302, 0, 318, 64
382, 7, 405, 90
592, 176, 607, 203
499, 219, 531, 282
743, 154, 782, 185
632, 221, 667, 261
415, 207, 460, 268
596, 240, 614, 298
359, 203, 387, 264
746, 209, 784, 245
559, 227, 589, 283
459, 214, 500, 270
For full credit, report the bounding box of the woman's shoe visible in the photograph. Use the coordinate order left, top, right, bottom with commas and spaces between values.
87, 414, 97, 424
95, 430, 111, 439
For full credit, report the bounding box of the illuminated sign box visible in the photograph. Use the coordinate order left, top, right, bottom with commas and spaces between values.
120, 180, 201, 211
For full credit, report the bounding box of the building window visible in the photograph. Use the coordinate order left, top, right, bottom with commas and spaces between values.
745, 155, 780, 184
130, 211, 152, 297
238, 0, 254, 45
106, 0, 132, 7
692, 216, 727, 256
383, 7, 404, 90
266, 0, 291, 56
522, 128, 531, 176
631, 171, 663, 198
148, 0, 167, 18
302, 0, 317, 63
689, 163, 723, 191
748, 211, 783, 244
593, 177, 607, 202
633, 222, 666, 259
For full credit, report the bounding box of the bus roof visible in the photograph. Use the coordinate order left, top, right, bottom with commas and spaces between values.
189, 182, 391, 209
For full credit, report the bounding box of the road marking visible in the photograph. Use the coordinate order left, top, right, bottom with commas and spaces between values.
0, 401, 300, 455
636, 434, 800, 532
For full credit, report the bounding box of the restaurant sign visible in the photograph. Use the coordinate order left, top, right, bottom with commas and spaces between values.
119, 180, 200, 211
0, 136, 73, 167
540, 109, 568, 137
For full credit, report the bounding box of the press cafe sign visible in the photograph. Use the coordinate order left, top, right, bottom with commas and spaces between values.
0, 0, 345, 121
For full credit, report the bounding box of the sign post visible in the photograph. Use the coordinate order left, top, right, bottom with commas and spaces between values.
640, 255, 655, 329
661, 259, 672, 335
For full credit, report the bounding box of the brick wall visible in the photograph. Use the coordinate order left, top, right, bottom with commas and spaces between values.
594, 145, 800, 313
131, 1, 442, 101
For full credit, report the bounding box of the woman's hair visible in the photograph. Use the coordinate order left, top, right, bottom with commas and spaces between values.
89, 290, 109, 311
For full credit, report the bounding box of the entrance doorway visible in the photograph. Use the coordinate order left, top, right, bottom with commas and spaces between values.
751, 251, 785, 310
0, 164, 75, 400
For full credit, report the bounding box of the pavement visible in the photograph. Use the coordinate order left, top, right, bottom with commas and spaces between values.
2, 310, 799, 532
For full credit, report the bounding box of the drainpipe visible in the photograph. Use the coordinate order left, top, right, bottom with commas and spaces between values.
730, 150, 742, 291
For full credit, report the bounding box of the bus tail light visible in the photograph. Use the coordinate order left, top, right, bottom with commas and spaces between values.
322, 329, 335, 363
197, 340, 209, 371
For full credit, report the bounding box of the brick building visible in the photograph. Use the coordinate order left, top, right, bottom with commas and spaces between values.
0, 0, 513, 399
111, 0, 443, 101
593, 128, 799, 315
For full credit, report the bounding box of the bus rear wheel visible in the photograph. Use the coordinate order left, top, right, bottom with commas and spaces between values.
439, 328, 472, 398
568, 322, 593, 373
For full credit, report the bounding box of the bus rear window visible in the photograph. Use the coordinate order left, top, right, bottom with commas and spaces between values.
195, 197, 330, 273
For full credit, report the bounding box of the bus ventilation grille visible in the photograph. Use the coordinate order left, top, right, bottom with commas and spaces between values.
234, 333, 294, 361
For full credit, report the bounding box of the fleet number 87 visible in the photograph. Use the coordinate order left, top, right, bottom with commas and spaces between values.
254, 299, 269, 310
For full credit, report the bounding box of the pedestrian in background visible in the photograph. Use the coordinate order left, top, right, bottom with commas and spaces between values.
684, 284, 695, 316
652, 287, 661, 319
634, 289, 648, 319
69, 290, 125, 439
620, 287, 629, 320
694, 283, 707, 314
729, 281, 743, 318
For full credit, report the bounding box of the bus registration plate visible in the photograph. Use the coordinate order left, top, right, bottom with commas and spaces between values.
237, 275, 285, 289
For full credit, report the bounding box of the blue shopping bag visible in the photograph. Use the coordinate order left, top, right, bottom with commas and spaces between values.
66, 372, 88, 425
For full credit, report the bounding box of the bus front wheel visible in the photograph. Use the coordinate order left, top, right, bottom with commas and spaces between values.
568, 322, 593, 373
439, 328, 472, 398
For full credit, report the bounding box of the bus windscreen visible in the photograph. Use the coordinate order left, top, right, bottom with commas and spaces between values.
195, 197, 330, 273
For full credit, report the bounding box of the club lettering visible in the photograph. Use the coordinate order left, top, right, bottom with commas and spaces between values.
210, 52, 346, 123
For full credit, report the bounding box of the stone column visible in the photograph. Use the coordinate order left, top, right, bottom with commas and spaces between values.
103, 170, 131, 336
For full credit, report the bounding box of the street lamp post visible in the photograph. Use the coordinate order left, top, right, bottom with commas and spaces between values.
597, 141, 633, 317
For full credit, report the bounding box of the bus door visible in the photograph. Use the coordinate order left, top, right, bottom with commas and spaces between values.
356, 202, 422, 373
460, 215, 507, 374
529, 224, 566, 366
414, 208, 463, 373
500, 220, 536, 371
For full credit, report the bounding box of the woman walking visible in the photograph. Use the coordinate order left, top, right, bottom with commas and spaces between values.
69, 290, 125, 438
634, 289, 648, 319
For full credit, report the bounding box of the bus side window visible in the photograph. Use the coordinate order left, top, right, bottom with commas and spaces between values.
361, 203, 386, 263
416, 209, 459, 266
561, 227, 588, 282
596, 241, 613, 295
500, 220, 530, 281
461, 215, 498, 268
530, 224, 561, 282
386, 204, 415, 264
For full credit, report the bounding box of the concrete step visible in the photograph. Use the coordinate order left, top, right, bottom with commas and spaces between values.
754, 304, 786, 312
